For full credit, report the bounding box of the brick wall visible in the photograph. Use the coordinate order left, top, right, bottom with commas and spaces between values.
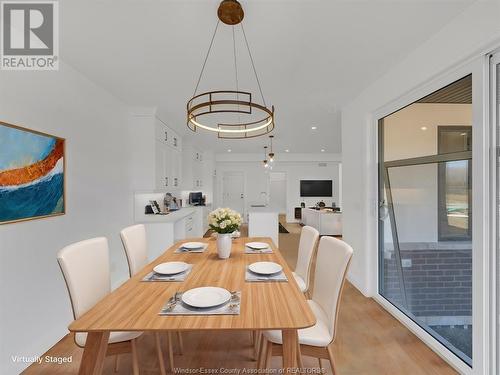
382, 247, 472, 319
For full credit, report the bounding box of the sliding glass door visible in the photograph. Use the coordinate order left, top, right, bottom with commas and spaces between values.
378, 76, 473, 366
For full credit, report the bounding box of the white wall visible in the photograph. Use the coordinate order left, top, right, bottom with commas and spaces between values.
0, 63, 133, 374
341, 0, 500, 297
215, 153, 341, 222
383, 103, 472, 243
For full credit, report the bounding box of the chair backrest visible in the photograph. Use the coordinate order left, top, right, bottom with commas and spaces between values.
294, 225, 320, 291
312, 236, 353, 342
120, 224, 148, 277
57, 237, 111, 320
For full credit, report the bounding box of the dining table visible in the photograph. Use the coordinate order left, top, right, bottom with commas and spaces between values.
68, 236, 316, 374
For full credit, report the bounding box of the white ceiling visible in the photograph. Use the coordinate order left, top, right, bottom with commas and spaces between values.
60, 0, 475, 154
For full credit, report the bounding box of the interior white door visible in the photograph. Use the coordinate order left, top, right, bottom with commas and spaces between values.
269, 172, 287, 214
222, 172, 245, 217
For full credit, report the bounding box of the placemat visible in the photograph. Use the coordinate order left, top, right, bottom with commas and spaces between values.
174, 243, 209, 254
142, 265, 193, 282
245, 246, 273, 254
245, 268, 288, 282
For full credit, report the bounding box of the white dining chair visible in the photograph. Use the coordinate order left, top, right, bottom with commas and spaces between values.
57, 237, 146, 375
293, 226, 320, 294
120, 224, 181, 373
258, 236, 353, 374
252, 225, 319, 360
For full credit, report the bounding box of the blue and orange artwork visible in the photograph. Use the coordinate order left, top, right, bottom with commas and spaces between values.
0, 122, 65, 224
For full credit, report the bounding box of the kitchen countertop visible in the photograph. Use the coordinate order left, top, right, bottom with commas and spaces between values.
136, 206, 206, 223
248, 205, 279, 214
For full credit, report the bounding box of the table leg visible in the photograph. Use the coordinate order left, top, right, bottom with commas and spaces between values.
281, 329, 298, 371
78, 331, 110, 375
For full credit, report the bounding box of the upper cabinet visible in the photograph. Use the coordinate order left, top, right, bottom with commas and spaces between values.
182, 144, 204, 190
129, 111, 183, 192
155, 119, 182, 151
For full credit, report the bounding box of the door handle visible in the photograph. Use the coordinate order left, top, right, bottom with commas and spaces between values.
240, 194, 244, 199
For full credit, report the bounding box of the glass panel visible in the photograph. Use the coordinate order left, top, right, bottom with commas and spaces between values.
386, 162, 472, 364
378, 74, 472, 367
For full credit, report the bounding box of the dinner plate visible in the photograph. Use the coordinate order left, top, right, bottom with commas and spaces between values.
246, 242, 269, 250
181, 287, 231, 309
153, 262, 189, 275
248, 261, 283, 275
181, 242, 205, 250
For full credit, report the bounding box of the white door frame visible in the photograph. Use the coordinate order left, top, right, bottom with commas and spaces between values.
488, 51, 500, 375
370, 56, 491, 375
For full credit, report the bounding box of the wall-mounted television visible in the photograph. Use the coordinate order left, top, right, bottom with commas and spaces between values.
300, 180, 333, 197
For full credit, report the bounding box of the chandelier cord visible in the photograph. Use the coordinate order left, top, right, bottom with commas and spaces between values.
241, 22, 267, 107
193, 20, 221, 97
232, 25, 241, 120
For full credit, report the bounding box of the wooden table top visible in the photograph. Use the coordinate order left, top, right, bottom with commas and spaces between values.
69, 237, 316, 332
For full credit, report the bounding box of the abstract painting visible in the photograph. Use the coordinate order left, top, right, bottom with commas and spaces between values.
0, 122, 65, 224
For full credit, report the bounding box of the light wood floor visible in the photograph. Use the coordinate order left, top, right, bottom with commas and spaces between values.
23, 222, 457, 375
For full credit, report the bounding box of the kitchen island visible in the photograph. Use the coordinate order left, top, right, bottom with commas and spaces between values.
247, 206, 279, 246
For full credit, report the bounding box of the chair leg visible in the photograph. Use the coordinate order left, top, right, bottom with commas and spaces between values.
177, 332, 184, 355
155, 333, 167, 375
265, 341, 273, 369
257, 337, 267, 369
114, 355, 120, 373
131, 339, 140, 375
296, 342, 303, 369
168, 332, 175, 373
250, 331, 255, 345
326, 344, 338, 375
318, 358, 322, 369
254, 331, 261, 360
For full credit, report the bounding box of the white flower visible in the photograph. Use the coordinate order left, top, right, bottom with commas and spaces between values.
220, 221, 227, 229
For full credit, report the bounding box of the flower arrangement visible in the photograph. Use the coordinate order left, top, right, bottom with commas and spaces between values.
208, 207, 242, 234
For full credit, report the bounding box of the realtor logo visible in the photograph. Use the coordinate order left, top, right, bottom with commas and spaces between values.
1, 1, 58, 70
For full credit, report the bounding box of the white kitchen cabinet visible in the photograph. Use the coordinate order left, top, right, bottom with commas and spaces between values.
155, 118, 182, 151
182, 144, 204, 190
155, 144, 182, 190
170, 148, 181, 188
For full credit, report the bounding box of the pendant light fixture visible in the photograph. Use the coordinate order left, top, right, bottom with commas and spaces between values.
186, 0, 275, 139
268, 135, 275, 162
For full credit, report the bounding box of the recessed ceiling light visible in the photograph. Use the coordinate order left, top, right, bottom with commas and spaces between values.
421, 126, 428, 131
285, 149, 289, 153
311, 126, 317, 130
227, 149, 232, 152
321, 149, 325, 152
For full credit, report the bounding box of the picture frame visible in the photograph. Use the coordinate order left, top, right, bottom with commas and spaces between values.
0, 121, 66, 224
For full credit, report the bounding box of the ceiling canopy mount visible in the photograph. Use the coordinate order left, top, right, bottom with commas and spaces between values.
217, 0, 244, 25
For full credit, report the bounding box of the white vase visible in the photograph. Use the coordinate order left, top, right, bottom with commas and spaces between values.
216, 233, 232, 259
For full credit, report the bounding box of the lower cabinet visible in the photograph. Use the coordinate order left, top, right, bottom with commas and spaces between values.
145, 222, 175, 260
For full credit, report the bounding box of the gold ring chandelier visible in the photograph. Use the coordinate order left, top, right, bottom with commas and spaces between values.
186, 0, 275, 139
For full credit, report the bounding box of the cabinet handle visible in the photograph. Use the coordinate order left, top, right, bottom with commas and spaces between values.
174, 137, 177, 147
164, 131, 168, 142
165, 177, 168, 186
